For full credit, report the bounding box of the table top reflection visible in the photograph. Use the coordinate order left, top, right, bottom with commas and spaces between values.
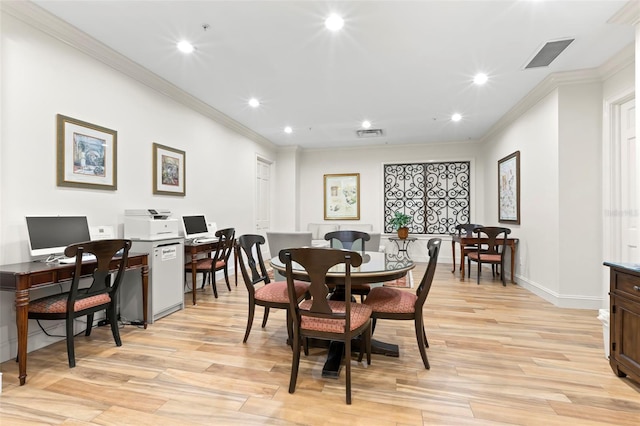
270, 250, 414, 283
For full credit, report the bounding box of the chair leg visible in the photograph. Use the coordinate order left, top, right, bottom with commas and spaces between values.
243, 302, 255, 343
415, 317, 430, 369
371, 317, 377, 335
108, 304, 122, 347
477, 261, 481, 284
200, 272, 208, 289
289, 332, 301, 394
261, 307, 270, 328
212, 281, 218, 298
366, 323, 372, 365
223, 266, 231, 291
502, 262, 507, 286
345, 335, 352, 405
85, 313, 94, 336
66, 317, 76, 368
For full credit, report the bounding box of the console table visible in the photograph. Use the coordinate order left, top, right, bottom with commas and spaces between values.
0, 253, 149, 386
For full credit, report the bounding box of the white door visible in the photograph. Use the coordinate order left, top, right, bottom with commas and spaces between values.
256, 158, 271, 256
620, 99, 638, 262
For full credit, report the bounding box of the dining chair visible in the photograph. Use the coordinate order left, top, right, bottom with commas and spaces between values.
454, 223, 483, 273
24, 239, 132, 368
364, 237, 441, 369
324, 230, 372, 301
467, 226, 511, 286
236, 234, 309, 343
280, 247, 372, 405
184, 227, 235, 297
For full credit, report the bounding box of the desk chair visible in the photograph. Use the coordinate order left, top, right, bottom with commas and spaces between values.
280, 247, 372, 405
324, 230, 372, 300
185, 228, 235, 297
467, 226, 511, 286
24, 239, 132, 368
364, 238, 441, 369
237, 234, 309, 343
454, 223, 483, 273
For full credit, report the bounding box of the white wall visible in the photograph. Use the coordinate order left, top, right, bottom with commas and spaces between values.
482, 91, 561, 299
0, 12, 275, 362
557, 83, 604, 304
296, 141, 485, 262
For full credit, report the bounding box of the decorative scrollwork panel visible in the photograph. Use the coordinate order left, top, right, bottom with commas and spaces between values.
384, 161, 470, 235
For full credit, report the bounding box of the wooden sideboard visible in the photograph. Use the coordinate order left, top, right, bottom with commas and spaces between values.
604, 262, 640, 385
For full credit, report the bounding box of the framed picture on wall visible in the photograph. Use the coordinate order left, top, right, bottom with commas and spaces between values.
153, 143, 186, 196
56, 114, 117, 190
498, 151, 520, 224
324, 173, 360, 220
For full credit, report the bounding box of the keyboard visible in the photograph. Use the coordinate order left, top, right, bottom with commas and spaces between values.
58, 254, 97, 264
193, 237, 217, 244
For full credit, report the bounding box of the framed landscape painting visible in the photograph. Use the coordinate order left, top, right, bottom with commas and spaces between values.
56, 114, 117, 190
153, 143, 185, 196
324, 173, 360, 220
498, 151, 520, 224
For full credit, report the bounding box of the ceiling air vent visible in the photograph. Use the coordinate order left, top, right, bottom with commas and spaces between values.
525, 38, 574, 69
356, 129, 384, 138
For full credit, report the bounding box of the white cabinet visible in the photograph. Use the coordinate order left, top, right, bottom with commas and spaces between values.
120, 238, 184, 323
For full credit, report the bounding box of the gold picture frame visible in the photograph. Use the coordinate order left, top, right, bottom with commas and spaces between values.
498, 151, 520, 224
324, 173, 360, 220
56, 114, 117, 190
153, 143, 186, 196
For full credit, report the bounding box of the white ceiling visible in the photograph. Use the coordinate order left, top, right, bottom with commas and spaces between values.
31, 0, 634, 149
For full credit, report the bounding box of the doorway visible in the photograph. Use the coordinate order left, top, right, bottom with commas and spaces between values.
256, 157, 272, 257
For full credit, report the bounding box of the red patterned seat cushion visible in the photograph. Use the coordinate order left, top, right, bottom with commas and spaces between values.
189, 258, 225, 270
298, 300, 372, 333
363, 286, 417, 314
467, 253, 502, 262
29, 293, 111, 314
255, 280, 309, 303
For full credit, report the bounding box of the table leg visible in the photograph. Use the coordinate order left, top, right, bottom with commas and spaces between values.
140, 264, 149, 329
460, 246, 466, 281
321, 338, 400, 378
15, 282, 29, 385
451, 240, 456, 273
510, 243, 516, 284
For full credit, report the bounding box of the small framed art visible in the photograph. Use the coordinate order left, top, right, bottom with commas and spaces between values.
498, 151, 520, 224
324, 173, 360, 220
153, 143, 185, 196
56, 114, 117, 190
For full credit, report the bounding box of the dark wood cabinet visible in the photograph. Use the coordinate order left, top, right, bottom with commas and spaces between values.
605, 262, 640, 385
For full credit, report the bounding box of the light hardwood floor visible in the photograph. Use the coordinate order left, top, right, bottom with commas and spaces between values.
1, 263, 639, 425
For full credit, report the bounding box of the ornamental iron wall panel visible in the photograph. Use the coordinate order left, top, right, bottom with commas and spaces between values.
384, 162, 470, 235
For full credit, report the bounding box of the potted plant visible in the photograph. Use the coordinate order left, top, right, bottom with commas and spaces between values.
389, 211, 412, 239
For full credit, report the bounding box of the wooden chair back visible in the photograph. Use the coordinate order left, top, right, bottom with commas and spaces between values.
324, 230, 371, 252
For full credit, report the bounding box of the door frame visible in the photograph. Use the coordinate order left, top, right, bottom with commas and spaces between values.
602, 88, 635, 305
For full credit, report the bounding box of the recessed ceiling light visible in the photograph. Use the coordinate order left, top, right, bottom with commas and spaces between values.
248, 98, 260, 108
177, 40, 194, 53
451, 113, 462, 122
362, 120, 371, 129
284, 126, 293, 134
325, 14, 344, 31
473, 73, 488, 85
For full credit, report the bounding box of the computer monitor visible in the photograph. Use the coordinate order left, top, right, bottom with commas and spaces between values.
25, 216, 91, 258
181, 215, 211, 240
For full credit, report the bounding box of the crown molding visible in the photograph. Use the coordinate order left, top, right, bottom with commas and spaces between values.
481, 42, 635, 143
608, 0, 640, 26
1, 1, 276, 150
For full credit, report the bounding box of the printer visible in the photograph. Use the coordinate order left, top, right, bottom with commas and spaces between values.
124, 209, 179, 240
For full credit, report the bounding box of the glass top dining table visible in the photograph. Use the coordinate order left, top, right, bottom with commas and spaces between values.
269, 250, 415, 286
270, 249, 415, 378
